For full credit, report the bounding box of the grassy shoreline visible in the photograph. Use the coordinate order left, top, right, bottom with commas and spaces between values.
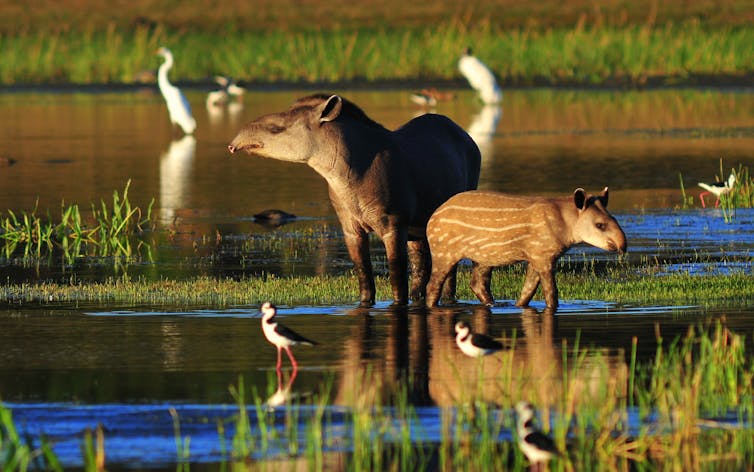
1, 22, 753, 87
2, 268, 752, 308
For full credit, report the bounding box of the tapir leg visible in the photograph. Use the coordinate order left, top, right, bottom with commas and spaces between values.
344, 229, 376, 307
470, 263, 494, 305
516, 264, 541, 307
408, 239, 430, 301
441, 265, 457, 303
382, 227, 409, 305
539, 266, 559, 309
425, 258, 456, 307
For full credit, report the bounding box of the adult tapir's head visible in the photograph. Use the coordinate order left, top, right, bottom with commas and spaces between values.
228, 94, 384, 164
571, 187, 627, 254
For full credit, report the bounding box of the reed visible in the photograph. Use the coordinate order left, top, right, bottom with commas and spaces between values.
0, 181, 154, 262
1, 21, 752, 86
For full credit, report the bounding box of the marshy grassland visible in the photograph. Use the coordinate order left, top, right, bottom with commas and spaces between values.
2, 266, 752, 308
1, 0, 753, 86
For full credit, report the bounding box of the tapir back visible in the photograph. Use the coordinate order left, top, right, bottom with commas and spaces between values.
427, 191, 568, 267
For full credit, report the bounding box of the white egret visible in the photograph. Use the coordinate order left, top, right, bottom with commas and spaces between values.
458, 47, 502, 105
156, 46, 196, 135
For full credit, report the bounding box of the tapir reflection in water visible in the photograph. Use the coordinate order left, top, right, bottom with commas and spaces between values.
425, 188, 627, 310
228, 94, 481, 307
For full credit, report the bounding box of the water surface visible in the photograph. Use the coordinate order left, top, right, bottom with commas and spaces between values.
2, 88, 754, 468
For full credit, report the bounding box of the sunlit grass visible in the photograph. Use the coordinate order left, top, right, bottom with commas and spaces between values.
1, 21, 753, 85
1, 263, 752, 307
0, 181, 154, 263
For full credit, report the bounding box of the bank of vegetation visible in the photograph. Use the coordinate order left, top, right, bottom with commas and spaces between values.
1, 1, 753, 87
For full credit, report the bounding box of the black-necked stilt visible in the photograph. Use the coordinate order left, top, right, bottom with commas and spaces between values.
454, 321, 503, 357
260, 302, 317, 370
515, 401, 561, 468
458, 47, 502, 105
698, 170, 736, 208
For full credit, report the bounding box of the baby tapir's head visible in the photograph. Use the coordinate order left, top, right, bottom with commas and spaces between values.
572, 187, 627, 254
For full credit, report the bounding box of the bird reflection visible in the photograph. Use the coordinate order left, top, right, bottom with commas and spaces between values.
467, 104, 502, 168
159, 135, 196, 222
264, 367, 299, 410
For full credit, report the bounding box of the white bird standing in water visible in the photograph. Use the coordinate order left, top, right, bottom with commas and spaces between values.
698, 169, 736, 208
515, 401, 561, 469
454, 321, 503, 358
260, 302, 318, 370
458, 47, 502, 105
156, 46, 196, 135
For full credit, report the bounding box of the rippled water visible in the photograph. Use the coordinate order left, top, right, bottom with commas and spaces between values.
2, 88, 754, 468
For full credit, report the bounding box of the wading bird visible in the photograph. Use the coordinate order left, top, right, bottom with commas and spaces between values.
260, 302, 317, 370
698, 170, 736, 208
156, 46, 196, 135
515, 401, 561, 469
206, 75, 245, 108
454, 321, 503, 358
458, 47, 502, 105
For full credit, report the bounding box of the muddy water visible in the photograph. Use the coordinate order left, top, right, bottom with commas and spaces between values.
2, 88, 754, 467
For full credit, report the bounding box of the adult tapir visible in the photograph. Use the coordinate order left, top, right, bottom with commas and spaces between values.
228, 94, 481, 306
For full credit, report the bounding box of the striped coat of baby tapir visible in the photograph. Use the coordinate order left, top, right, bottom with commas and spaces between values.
425, 188, 627, 310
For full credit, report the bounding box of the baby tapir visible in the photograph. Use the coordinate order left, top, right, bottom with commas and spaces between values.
425, 188, 627, 309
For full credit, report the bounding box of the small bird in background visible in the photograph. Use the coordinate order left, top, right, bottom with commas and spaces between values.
409, 88, 456, 108
260, 302, 318, 370
454, 321, 503, 358
458, 47, 502, 105
698, 169, 736, 208
206, 75, 245, 108
156, 46, 196, 135
515, 401, 561, 469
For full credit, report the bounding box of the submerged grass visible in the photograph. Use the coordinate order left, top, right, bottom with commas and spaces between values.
1, 20, 753, 86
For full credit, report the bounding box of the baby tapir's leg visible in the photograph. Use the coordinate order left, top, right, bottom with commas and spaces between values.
517, 261, 559, 309
441, 266, 457, 303
516, 264, 540, 307
425, 257, 457, 307
470, 263, 494, 305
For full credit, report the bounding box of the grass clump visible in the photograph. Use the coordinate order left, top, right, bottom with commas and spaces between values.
0, 181, 154, 264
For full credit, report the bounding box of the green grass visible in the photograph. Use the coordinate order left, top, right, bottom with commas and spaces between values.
1, 20, 753, 86
1, 264, 752, 307
0, 181, 154, 263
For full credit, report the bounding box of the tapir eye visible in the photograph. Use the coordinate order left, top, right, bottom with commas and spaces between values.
595, 222, 606, 231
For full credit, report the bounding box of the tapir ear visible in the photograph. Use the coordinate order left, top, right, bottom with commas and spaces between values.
599, 187, 609, 208
319, 95, 342, 123
573, 188, 587, 210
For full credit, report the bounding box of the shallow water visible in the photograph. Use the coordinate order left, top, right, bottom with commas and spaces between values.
2, 87, 754, 468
